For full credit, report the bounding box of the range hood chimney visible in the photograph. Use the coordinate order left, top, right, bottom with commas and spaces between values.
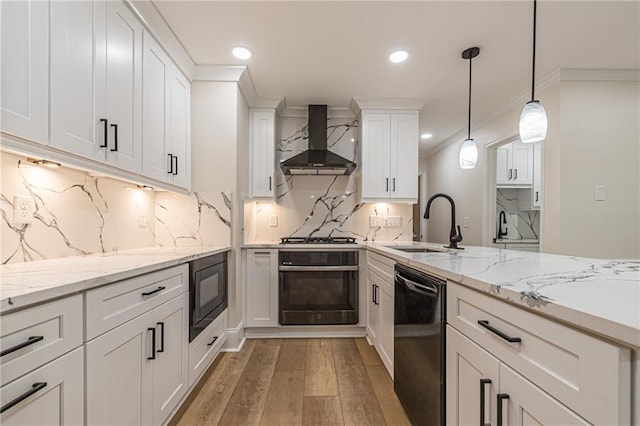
280, 105, 357, 175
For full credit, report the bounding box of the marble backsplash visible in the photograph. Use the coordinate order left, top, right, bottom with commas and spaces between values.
244, 116, 413, 243
1, 151, 231, 264
496, 188, 540, 240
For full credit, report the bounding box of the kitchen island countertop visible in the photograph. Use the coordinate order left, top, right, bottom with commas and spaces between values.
370, 242, 640, 348
0, 246, 230, 314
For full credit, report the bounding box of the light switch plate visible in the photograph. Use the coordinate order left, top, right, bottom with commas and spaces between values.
269, 215, 278, 227
384, 216, 402, 227
594, 185, 606, 201
369, 216, 383, 227
13, 195, 34, 225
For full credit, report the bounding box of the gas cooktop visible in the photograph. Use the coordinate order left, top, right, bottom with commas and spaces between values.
280, 237, 357, 244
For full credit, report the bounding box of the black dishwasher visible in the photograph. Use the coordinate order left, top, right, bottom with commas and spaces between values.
394, 264, 446, 426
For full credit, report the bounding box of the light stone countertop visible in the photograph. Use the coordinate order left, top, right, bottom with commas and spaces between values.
368, 241, 640, 349
0, 246, 230, 314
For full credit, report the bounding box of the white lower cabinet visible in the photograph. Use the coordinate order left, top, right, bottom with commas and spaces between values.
376, 278, 394, 375
0, 347, 84, 425
246, 249, 279, 327
188, 310, 226, 388
365, 252, 395, 377
86, 292, 189, 426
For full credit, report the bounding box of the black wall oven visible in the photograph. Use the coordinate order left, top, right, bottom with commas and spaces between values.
279, 250, 358, 325
189, 252, 227, 342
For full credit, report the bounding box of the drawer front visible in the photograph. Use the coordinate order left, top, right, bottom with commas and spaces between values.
1, 295, 83, 386
0, 347, 84, 425
367, 251, 395, 282
188, 311, 226, 388
86, 264, 188, 340
447, 282, 630, 426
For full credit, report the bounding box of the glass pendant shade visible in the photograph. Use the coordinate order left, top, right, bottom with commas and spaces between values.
519, 100, 548, 143
459, 138, 478, 169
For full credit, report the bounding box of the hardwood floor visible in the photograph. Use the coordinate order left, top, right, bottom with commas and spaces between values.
175, 338, 411, 426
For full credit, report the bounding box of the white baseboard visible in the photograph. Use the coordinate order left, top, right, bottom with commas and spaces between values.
245, 325, 366, 339
223, 320, 246, 352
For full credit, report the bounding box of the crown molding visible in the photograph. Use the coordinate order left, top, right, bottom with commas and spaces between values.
560, 68, 640, 82
279, 106, 356, 119
350, 98, 426, 116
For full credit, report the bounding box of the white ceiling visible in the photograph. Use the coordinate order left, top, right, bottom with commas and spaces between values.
152, 1, 639, 154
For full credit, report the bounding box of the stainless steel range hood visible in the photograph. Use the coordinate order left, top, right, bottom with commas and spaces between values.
280, 105, 357, 175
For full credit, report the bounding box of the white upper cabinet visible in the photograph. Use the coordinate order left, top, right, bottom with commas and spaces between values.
496, 141, 533, 186
141, 30, 191, 190
532, 142, 542, 208
361, 110, 418, 203
0, 0, 49, 143
50, 0, 142, 174
249, 109, 276, 198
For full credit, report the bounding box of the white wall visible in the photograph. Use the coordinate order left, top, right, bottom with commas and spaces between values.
423, 72, 640, 259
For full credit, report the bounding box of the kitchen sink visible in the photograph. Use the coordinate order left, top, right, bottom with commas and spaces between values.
383, 246, 444, 253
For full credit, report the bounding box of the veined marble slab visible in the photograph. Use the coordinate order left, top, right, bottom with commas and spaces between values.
371, 242, 640, 348
0, 246, 230, 314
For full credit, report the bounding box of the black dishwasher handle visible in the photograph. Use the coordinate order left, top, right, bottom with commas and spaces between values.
477, 320, 522, 343
395, 272, 438, 298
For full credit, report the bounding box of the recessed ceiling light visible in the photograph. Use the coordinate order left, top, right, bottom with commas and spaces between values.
232, 47, 252, 60
421, 133, 433, 140
389, 50, 409, 63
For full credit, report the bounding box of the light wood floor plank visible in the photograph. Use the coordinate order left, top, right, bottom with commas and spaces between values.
276, 339, 307, 372
260, 369, 305, 425
304, 339, 338, 396
302, 396, 344, 426
354, 338, 381, 366
218, 339, 281, 425
366, 364, 411, 426
176, 340, 257, 426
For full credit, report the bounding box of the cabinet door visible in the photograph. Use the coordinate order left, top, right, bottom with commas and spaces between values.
389, 112, 419, 201
0, 0, 49, 143
246, 249, 279, 327
142, 31, 171, 182
500, 364, 590, 426
104, 0, 142, 173
86, 311, 153, 426
151, 294, 189, 425
496, 144, 512, 184
365, 272, 379, 343
0, 347, 83, 426
377, 279, 394, 377
250, 109, 276, 198
532, 142, 542, 208
361, 112, 391, 199
50, 0, 106, 161
446, 326, 500, 426
169, 65, 191, 189
511, 142, 533, 184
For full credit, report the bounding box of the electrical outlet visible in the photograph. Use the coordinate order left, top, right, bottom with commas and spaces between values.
13, 195, 34, 225
369, 215, 382, 227
384, 216, 402, 227
595, 185, 606, 201
269, 215, 278, 227
463, 217, 470, 228
139, 215, 146, 228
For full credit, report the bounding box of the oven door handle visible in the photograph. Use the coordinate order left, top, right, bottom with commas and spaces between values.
278, 266, 359, 272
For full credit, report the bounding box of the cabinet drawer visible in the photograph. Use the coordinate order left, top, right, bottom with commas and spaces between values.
447, 282, 630, 426
0, 347, 84, 425
367, 251, 395, 282
86, 264, 188, 340
1, 295, 82, 386
188, 311, 226, 388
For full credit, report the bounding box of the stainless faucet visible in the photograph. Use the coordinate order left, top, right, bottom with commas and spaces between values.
423, 193, 464, 250
498, 210, 507, 238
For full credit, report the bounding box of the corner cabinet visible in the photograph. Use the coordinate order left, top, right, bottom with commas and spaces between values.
361, 110, 419, 203
496, 141, 533, 186
0, 0, 49, 143
141, 29, 191, 190
249, 109, 276, 199
246, 249, 279, 327
446, 281, 631, 426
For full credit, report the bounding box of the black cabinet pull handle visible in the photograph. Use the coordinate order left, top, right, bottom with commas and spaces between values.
157, 322, 165, 353
497, 393, 509, 426
0, 336, 44, 357
514, 169, 518, 180
0, 382, 47, 414
147, 327, 156, 360
173, 155, 178, 175
480, 379, 492, 426
535, 191, 539, 202
167, 153, 173, 174
269, 176, 272, 190
100, 119, 108, 147
110, 124, 118, 151
385, 178, 389, 192
141, 286, 166, 297
374, 284, 379, 305
393, 178, 396, 192
508, 169, 512, 180
478, 320, 521, 343
207, 336, 219, 346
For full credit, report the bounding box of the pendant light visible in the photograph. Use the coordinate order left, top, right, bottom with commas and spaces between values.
519, 0, 547, 143
459, 47, 480, 169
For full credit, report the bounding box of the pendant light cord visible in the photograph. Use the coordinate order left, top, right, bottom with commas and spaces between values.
531, 0, 537, 101
468, 54, 472, 140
